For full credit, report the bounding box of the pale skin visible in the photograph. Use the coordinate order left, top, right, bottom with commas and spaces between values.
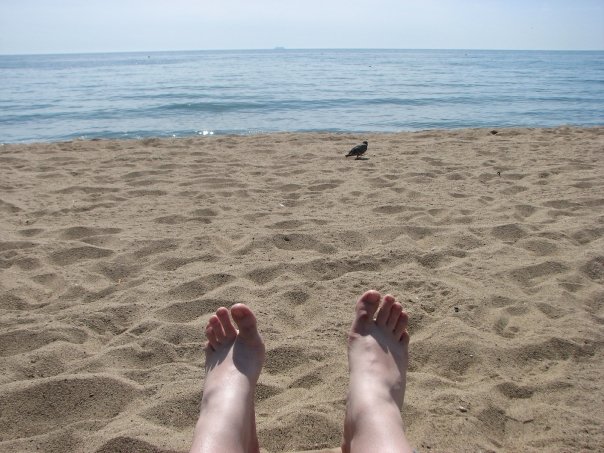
190, 290, 412, 453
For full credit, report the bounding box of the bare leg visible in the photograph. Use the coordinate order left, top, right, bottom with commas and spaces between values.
342, 290, 413, 453
190, 304, 265, 453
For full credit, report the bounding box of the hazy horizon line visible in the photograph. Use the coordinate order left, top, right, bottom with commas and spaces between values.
2, 46, 604, 57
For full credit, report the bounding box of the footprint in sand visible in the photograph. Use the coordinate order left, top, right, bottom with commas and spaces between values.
154, 255, 218, 272
0, 375, 142, 440
272, 233, 336, 254
509, 261, 569, 289
0, 292, 46, 310
491, 224, 528, 242
513, 337, 595, 364
95, 437, 181, 453
0, 327, 88, 357
156, 298, 238, 322
514, 204, 537, 218
517, 238, 559, 256
126, 189, 167, 197
94, 261, 141, 282
496, 382, 535, 399
258, 411, 340, 452
153, 214, 192, 225
0, 198, 23, 214
140, 392, 203, 430
264, 345, 323, 374
17, 228, 44, 237
49, 245, 113, 266
580, 256, 604, 282
167, 274, 236, 299
57, 226, 122, 240
373, 205, 406, 214
130, 239, 179, 259
307, 182, 342, 192
245, 265, 286, 285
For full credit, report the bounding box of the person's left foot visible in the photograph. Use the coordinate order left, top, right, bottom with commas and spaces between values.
190, 304, 265, 453
205, 304, 265, 381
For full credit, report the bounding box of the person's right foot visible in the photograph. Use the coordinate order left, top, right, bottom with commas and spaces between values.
342, 290, 412, 453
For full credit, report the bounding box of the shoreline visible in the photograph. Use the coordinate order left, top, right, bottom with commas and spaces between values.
3, 124, 603, 147
1, 127, 603, 452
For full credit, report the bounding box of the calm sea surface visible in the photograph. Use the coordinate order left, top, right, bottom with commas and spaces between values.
1, 49, 603, 143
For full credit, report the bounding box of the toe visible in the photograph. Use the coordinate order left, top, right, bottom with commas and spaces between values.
352, 290, 381, 332
205, 324, 219, 350
399, 309, 409, 330
376, 294, 395, 326
387, 302, 403, 330
357, 290, 381, 318
230, 303, 259, 340
394, 311, 409, 339
216, 307, 237, 340
209, 315, 226, 342
400, 329, 410, 345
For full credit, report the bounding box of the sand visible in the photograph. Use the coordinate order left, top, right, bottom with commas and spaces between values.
0, 127, 602, 452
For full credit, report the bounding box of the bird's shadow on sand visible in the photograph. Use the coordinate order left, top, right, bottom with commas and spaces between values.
355, 157, 370, 161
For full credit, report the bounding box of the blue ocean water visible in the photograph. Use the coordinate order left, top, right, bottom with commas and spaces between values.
0, 49, 603, 143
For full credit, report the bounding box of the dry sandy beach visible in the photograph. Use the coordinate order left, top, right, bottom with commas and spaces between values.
1, 127, 603, 452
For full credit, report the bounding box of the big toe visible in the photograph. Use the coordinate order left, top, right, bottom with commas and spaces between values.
352, 290, 381, 333
230, 303, 260, 340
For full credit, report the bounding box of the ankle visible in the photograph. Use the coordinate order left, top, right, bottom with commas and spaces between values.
349, 374, 405, 404
343, 403, 409, 453
348, 390, 402, 419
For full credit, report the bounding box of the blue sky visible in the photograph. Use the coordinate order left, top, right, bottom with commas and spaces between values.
1, 0, 603, 54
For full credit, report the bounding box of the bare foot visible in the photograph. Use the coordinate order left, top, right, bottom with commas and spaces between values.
190, 304, 265, 453
342, 290, 412, 453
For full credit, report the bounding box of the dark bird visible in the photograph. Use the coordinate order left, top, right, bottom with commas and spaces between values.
345, 141, 368, 159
